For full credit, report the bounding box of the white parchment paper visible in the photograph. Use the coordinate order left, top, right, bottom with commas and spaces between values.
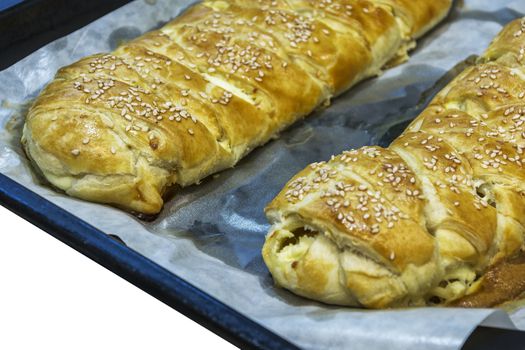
1, 1, 525, 349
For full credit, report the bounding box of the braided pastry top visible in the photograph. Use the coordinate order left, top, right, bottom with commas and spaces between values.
263, 17, 525, 308
21, 0, 451, 214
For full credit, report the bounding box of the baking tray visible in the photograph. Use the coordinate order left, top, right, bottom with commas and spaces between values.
1, 1, 525, 349
0, 0, 131, 69
0, 0, 24, 11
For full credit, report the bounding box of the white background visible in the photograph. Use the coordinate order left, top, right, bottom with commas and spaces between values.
0, 205, 237, 350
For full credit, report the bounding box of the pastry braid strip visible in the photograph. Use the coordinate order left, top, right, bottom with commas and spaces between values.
22, 0, 452, 214
263, 17, 525, 308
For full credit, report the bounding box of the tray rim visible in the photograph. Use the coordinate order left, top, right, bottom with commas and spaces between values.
0, 173, 299, 350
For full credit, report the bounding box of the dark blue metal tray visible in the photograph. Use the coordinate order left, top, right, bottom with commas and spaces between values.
1, 1, 525, 349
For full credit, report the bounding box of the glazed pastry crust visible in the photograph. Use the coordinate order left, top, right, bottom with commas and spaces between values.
22, 0, 452, 214
263, 18, 525, 308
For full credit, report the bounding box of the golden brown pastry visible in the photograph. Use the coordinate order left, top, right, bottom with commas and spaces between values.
22, 0, 452, 214
262, 17, 525, 308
